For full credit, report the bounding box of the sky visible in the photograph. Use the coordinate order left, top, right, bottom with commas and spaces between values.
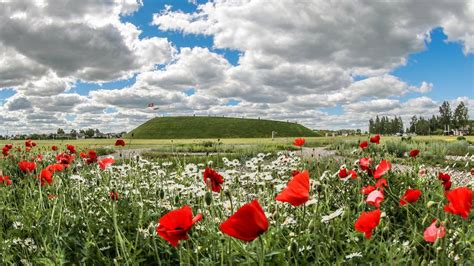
0, 0, 473, 135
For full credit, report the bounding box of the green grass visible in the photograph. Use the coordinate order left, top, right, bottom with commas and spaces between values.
0, 143, 472, 264
125, 116, 320, 139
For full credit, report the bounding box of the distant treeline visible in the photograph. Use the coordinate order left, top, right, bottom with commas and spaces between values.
369, 101, 471, 135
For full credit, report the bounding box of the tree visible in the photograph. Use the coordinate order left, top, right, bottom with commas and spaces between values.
70, 129, 78, 138
57, 128, 65, 135
85, 129, 95, 138
439, 101, 452, 131
369, 118, 375, 134
453, 101, 469, 129
409, 116, 418, 133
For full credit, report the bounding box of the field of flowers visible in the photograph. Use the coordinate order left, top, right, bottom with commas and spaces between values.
0, 136, 472, 264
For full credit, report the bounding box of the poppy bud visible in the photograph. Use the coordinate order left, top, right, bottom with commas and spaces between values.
159, 189, 165, 199
205, 191, 213, 206
427, 201, 436, 208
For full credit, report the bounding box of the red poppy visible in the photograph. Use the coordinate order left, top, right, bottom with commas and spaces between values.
18, 161, 36, 173
109, 191, 119, 201
0, 176, 12, 186
80, 152, 88, 159
51, 145, 58, 151
471, 168, 474, 176
203, 167, 224, 192
86, 150, 98, 165
5, 144, 13, 149
25, 140, 33, 148
367, 190, 384, 208
56, 153, 75, 167
400, 189, 422, 206
359, 141, 368, 150
115, 139, 126, 146
349, 169, 358, 179
2, 147, 9, 156
374, 160, 391, 179
32, 142, 37, 147
442, 180, 452, 191
276, 170, 310, 206
438, 172, 451, 182
66, 144, 76, 154
443, 187, 472, 219
99, 157, 115, 170
46, 164, 65, 173
362, 185, 376, 195
38, 169, 53, 186
369, 135, 380, 144
291, 170, 301, 177
354, 209, 381, 239
338, 168, 348, 178
359, 157, 371, 171
156, 205, 202, 247
409, 149, 420, 158
293, 138, 305, 147
424, 220, 446, 243
375, 178, 388, 190
220, 200, 268, 242
35, 154, 43, 162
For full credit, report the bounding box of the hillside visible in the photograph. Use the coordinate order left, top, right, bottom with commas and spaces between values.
126, 116, 319, 139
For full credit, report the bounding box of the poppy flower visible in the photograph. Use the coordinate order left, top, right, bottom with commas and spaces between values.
115, 139, 126, 146
338, 167, 348, 178
46, 164, 64, 173
400, 189, 422, 206
375, 178, 388, 190
25, 140, 33, 147
362, 185, 376, 195
99, 157, 115, 170
374, 160, 391, 179
66, 144, 76, 154
56, 153, 75, 167
409, 149, 420, 158
471, 168, 474, 176
0, 176, 12, 186
5, 144, 13, 149
354, 209, 381, 239
220, 200, 268, 242
51, 145, 58, 151
18, 161, 36, 173
86, 150, 98, 165
442, 180, 452, 191
367, 190, 384, 208
109, 191, 119, 201
80, 152, 88, 159
349, 169, 358, 179
369, 135, 380, 144
293, 138, 305, 147
438, 172, 451, 182
443, 187, 472, 219
2, 147, 9, 156
203, 167, 224, 192
38, 169, 53, 186
359, 141, 368, 150
424, 220, 446, 243
276, 170, 310, 206
359, 157, 371, 171
156, 205, 202, 247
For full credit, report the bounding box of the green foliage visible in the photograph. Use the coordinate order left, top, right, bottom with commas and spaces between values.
126, 116, 319, 139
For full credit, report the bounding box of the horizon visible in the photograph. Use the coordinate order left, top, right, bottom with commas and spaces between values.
0, 0, 473, 135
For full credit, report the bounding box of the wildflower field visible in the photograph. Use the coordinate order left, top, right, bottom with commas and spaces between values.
0, 136, 472, 264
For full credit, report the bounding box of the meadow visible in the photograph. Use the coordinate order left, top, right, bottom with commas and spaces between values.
0, 135, 472, 264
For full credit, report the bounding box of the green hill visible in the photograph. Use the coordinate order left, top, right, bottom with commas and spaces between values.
126, 116, 319, 139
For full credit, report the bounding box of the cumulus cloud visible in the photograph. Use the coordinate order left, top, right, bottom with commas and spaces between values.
0, 0, 472, 134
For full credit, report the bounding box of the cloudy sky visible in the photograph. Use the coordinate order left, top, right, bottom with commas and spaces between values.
0, 0, 473, 134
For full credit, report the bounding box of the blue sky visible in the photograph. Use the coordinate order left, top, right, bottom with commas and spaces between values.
0, 0, 473, 133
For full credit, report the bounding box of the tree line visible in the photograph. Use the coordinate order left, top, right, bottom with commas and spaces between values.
369, 101, 470, 135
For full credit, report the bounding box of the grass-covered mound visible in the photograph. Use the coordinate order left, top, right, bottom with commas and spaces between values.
126, 116, 319, 139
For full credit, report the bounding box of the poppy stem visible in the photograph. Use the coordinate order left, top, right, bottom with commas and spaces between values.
258, 237, 265, 266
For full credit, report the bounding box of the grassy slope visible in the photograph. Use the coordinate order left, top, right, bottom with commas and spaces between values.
125, 116, 319, 139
